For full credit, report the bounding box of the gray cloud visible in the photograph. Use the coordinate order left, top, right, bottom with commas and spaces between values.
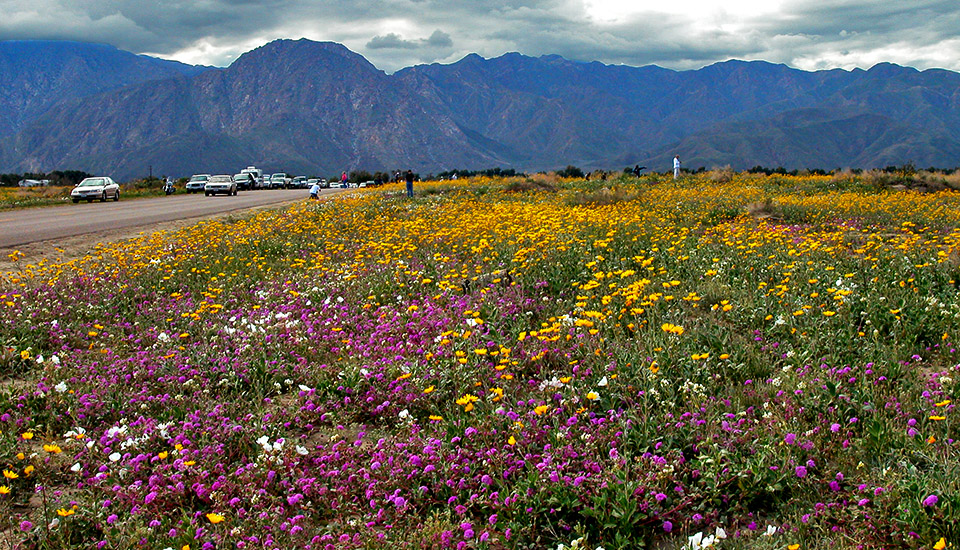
368, 30, 452, 50
0, 0, 958, 73
365, 30, 453, 64
369, 33, 420, 50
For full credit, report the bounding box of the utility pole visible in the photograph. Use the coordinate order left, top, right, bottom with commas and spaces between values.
149, 165, 153, 179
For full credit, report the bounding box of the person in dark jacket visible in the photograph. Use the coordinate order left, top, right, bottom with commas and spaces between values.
405, 170, 414, 198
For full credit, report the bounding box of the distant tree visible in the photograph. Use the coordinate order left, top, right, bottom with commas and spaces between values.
348, 170, 373, 183
556, 165, 584, 178
0, 173, 20, 187
49, 170, 92, 186
437, 167, 521, 179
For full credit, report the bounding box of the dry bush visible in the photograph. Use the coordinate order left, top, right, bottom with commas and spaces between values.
10, 185, 69, 199
39, 186, 70, 198
503, 179, 558, 193
856, 169, 947, 193
747, 198, 782, 220
707, 166, 736, 183
943, 172, 960, 191
829, 169, 857, 185
911, 171, 948, 192
858, 169, 899, 189
532, 172, 562, 185
565, 186, 638, 207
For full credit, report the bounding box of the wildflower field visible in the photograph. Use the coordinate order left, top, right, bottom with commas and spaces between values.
1, 173, 959, 549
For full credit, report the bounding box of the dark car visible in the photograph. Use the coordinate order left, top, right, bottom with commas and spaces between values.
233, 173, 255, 191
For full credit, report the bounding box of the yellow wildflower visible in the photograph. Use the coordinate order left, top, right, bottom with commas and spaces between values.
206, 512, 225, 524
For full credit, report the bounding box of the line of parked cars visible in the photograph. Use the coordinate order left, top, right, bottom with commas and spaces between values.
181, 169, 330, 195
68, 166, 339, 205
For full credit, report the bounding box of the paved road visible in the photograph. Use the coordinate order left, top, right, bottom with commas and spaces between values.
0, 188, 341, 249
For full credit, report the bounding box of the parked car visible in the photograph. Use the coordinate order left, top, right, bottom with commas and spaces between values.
205, 175, 237, 196
233, 173, 255, 191
185, 174, 211, 194
269, 173, 289, 189
289, 176, 308, 189
71, 177, 120, 203
240, 166, 263, 188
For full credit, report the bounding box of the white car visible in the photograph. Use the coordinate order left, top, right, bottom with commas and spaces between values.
185, 174, 210, 194
71, 177, 119, 203
205, 175, 237, 196
269, 173, 289, 189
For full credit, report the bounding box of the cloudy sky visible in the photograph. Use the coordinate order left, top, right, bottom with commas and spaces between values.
1, 0, 957, 73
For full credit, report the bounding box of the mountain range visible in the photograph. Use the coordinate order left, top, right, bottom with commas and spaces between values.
2, 38, 959, 180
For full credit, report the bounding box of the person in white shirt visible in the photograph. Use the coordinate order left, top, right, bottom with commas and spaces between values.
673, 155, 681, 180
309, 182, 320, 200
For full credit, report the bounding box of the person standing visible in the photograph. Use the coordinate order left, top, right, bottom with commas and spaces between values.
341, 171, 348, 186
405, 170, 414, 198
673, 155, 681, 180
